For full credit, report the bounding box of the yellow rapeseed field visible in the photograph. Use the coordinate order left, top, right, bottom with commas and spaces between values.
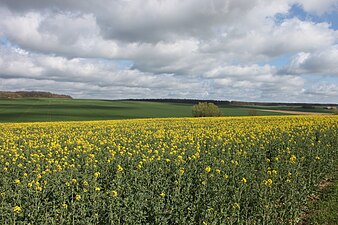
0, 116, 337, 224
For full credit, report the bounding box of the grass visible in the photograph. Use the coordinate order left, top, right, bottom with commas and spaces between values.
0, 98, 286, 122
302, 170, 338, 225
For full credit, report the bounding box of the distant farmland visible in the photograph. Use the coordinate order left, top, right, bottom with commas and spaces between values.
0, 98, 287, 123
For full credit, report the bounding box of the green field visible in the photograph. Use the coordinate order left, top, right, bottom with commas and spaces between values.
0, 98, 286, 122
244, 105, 334, 113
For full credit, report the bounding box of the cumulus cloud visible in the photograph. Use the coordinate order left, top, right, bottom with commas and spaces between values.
0, 8, 119, 58
296, 0, 338, 15
0, 45, 189, 89
0, 44, 307, 101
0, 0, 337, 102
286, 46, 338, 75
0, 44, 207, 99
304, 83, 338, 101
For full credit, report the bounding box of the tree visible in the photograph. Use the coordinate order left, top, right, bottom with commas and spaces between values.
192, 102, 222, 117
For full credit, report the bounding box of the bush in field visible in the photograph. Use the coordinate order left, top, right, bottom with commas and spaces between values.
192, 102, 222, 117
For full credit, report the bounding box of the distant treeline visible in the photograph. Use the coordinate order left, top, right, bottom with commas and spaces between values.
0, 91, 72, 99
127, 98, 231, 106
127, 99, 338, 107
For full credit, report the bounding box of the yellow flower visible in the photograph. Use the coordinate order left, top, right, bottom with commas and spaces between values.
290, 155, 297, 163
13, 206, 21, 213
179, 168, 185, 176
94, 172, 100, 178
62, 203, 68, 209
263, 179, 273, 187
207, 207, 214, 212
36, 186, 43, 192
160, 192, 166, 197
315, 156, 320, 160
205, 166, 211, 173
75, 194, 81, 201
233, 203, 240, 210
111, 190, 118, 198
241, 177, 247, 184
215, 169, 221, 174
95, 187, 101, 192
15, 179, 21, 185
117, 165, 124, 172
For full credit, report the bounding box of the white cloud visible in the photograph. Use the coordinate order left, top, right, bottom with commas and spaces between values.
0, 45, 200, 94
0, 44, 310, 102
296, 0, 338, 15
0, 8, 119, 58
305, 83, 338, 98
202, 18, 337, 60
0, 0, 337, 102
205, 64, 275, 78
286, 46, 338, 75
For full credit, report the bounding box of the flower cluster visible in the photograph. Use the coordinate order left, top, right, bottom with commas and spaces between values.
0, 115, 337, 224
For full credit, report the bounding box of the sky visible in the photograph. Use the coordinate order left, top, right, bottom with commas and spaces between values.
0, 0, 337, 103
